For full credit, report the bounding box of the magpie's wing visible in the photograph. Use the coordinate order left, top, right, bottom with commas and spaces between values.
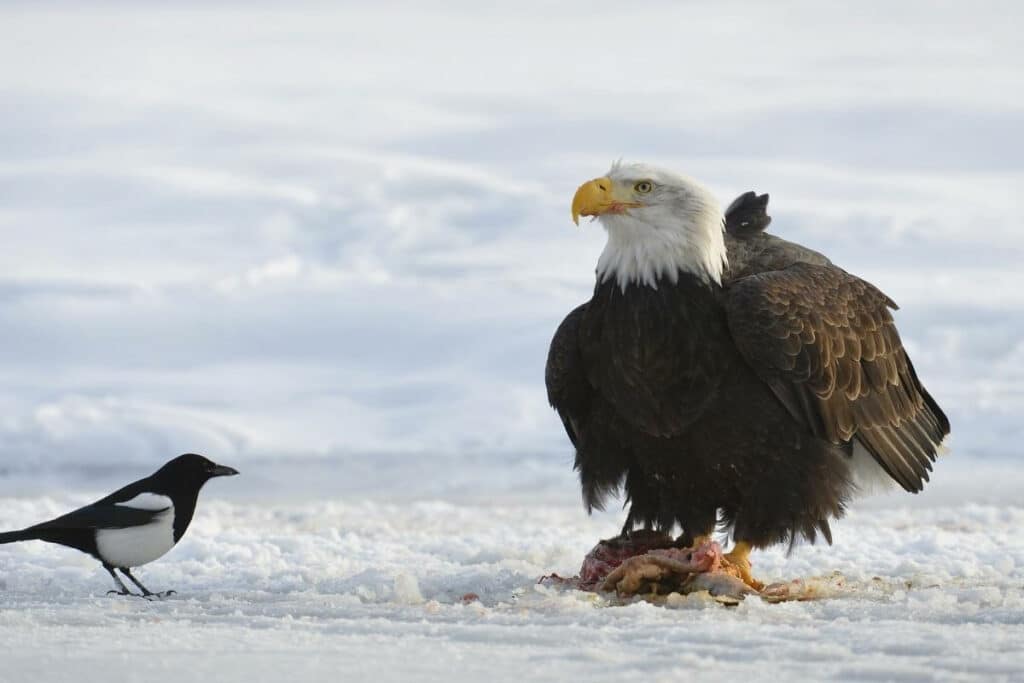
29, 490, 171, 532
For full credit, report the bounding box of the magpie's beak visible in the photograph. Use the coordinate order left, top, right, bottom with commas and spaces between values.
209, 464, 240, 477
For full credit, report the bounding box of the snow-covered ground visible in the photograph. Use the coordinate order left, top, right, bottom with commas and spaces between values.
1, 1, 1023, 681
2, 459, 1023, 682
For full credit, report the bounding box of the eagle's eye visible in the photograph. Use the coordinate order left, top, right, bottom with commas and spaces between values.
634, 181, 653, 194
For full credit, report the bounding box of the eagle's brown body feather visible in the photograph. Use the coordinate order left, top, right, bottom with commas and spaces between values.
546, 193, 949, 548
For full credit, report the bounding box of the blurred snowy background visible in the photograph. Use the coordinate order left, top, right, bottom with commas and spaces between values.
1, 2, 1022, 681
2, 0, 1021, 492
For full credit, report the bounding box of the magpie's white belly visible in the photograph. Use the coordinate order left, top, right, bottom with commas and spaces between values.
95, 505, 176, 568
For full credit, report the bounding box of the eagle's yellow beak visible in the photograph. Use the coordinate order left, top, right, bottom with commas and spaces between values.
571, 177, 642, 226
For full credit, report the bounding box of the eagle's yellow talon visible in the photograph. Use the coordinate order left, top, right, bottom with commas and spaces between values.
723, 541, 765, 592
689, 534, 713, 548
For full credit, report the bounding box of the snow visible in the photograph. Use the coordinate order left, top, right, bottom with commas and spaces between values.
1, 0, 1023, 680
2, 459, 1023, 681
2, 476, 1023, 682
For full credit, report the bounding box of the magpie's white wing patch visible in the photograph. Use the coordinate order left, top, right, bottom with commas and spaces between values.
96, 498, 176, 568
115, 493, 172, 512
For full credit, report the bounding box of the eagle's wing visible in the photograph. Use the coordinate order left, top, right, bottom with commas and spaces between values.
724, 191, 772, 236
722, 191, 833, 283
546, 303, 590, 448
723, 262, 950, 492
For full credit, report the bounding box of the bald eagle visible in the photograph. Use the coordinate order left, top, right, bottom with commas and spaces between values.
546, 162, 949, 587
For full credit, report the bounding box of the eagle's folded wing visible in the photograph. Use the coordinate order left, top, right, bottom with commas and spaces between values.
724, 262, 950, 492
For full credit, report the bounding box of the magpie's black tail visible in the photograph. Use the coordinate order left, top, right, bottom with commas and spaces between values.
0, 529, 36, 544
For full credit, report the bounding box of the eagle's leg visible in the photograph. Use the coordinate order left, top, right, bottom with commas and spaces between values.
676, 506, 719, 549
120, 568, 176, 599
722, 541, 764, 591
686, 533, 714, 548
619, 514, 652, 539
103, 564, 136, 596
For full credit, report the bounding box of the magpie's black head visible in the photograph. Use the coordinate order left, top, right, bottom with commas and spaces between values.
151, 453, 240, 490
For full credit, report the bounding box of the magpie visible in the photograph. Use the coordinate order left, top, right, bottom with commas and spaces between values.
0, 453, 238, 598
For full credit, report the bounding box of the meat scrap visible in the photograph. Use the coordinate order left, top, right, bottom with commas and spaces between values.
540, 534, 836, 604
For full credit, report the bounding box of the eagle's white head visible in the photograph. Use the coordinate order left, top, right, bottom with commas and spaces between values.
571, 161, 727, 290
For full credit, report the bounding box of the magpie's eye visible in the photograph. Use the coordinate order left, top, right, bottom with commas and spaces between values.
634, 181, 653, 194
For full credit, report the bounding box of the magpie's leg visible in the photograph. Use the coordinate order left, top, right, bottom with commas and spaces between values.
120, 568, 175, 599
104, 564, 136, 596
119, 568, 153, 597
